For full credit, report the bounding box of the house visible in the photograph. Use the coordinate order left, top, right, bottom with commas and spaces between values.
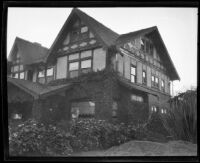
7, 8, 180, 124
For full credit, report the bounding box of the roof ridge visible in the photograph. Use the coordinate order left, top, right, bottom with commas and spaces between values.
74, 8, 119, 36
16, 36, 49, 50
119, 26, 157, 37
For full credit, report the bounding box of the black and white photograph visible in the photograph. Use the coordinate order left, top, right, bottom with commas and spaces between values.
3, 3, 198, 161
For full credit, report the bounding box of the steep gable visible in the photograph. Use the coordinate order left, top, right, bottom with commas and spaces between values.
45, 8, 119, 62
116, 26, 180, 81
8, 37, 49, 65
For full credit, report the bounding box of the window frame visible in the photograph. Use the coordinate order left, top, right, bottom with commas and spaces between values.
142, 70, 147, 85
68, 50, 93, 78
130, 65, 136, 83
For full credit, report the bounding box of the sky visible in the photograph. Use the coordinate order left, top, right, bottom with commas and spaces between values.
7, 7, 198, 96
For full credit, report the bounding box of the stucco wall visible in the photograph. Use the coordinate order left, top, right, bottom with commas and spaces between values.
56, 56, 68, 79
93, 48, 106, 72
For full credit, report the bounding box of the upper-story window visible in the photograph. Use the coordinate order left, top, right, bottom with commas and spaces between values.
151, 74, 159, 88
161, 79, 165, 92
11, 63, 25, 79
68, 50, 92, 78
142, 70, 147, 85
38, 70, 45, 78
131, 65, 136, 83
71, 24, 89, 43
140, 38, 153, 56
47, 67, 54, 76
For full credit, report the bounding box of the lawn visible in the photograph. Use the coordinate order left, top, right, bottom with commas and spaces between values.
72, 140, 197, 156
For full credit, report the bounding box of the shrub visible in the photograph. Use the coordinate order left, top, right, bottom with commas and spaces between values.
161, 89, 197, 143
9, 119, 73, 156
69, 118, 132, 151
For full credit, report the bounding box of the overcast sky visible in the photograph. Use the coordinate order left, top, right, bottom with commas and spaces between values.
7, 7, 198, 96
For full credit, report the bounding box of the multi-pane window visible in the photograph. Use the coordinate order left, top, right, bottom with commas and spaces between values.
69, 62, 79, 78
151, 75, 159, 88
131, 65, 136, 83
68, 50, 92, 78
142, 70, 147, 85
81, 59, 92, 74
11, 63, 24, 79
71, 23, 89, 43
151, 106, 158, 113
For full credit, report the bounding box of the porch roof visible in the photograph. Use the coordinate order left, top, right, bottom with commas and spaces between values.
7, 77, 72, 99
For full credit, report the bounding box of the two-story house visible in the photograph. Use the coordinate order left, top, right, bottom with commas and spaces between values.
7, 8, 180, 124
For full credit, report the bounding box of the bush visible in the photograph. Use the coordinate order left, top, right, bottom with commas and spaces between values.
161, 89, 197, 143
69, 118, 133, 151
9, 119, 73, 156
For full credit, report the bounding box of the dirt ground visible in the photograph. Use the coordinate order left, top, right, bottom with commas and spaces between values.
72, 140, 197, 156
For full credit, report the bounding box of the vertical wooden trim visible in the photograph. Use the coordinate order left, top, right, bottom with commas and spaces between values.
44, 65, 47, 84
91, 49, 94, 71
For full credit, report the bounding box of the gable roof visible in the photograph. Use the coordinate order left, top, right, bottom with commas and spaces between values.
45, 8, 119, 62
116, 26, 180, 81
7, 77, 72, 99
8, 37, 49, 65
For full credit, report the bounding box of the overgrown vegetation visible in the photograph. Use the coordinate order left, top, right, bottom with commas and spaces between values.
9, 118, 136, 156
161, 89, 197, 143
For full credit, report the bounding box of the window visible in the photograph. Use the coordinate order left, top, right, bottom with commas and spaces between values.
19, 65, 24, 71
69, 53, 79, 61
13, 113, 22, 120
142, 70, 147, 85
151, 75, 155, 86
71, 30, 79, 42
131, 65, 136, 83
71, 101, 95, 119
161, 108, 167, 114
161, 79, 165, 91
19, 72, 24, 79
81, 26, 88, 33
13, 65, 19, 72
38, 70, 45, 78
69, 62, 79, 71
47, 67, 54, 76
13, 73, 18, 79
81, 50, 92, 58
155, 77, 159, 88
112, 101, 118, 117
151, 106, 158, 113
81, 59, 91, 69
69, 62, 79, 78
152, 75, 159, 88
131, 94, 144, 102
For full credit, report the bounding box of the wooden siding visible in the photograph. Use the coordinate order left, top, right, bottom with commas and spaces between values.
124, 55, 130, 80
147, 66, 151, 87
136, 61, 142, 84
117, 53, 124, 75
